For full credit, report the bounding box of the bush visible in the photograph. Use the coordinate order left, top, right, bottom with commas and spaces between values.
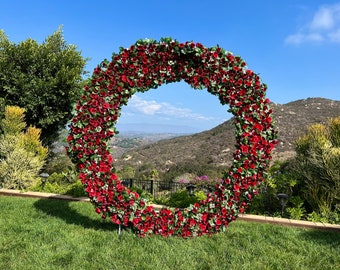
307, 208, 340, 224
46, 172, 66, 185
295, 117, 340, 216
165, 189, 206, 208
0, 106, 48, 190
286, 196, 307, 220
29, 173, 66, 193
0, 148, 45, 189
30, 173, 87, 198
65, 181, 87, 197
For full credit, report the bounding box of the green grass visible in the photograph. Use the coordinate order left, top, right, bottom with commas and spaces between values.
1, 196, 339, 270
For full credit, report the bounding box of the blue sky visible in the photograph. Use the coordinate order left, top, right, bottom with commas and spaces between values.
1, 1, 340, 133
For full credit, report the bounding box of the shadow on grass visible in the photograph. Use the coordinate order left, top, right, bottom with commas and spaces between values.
33, 198, 120, 232
299, 229, 340, 247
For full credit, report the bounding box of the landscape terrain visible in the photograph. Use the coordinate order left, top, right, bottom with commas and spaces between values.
111, 98, 340, 172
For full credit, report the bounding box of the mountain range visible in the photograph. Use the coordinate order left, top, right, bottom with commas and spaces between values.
112, 98, 340, 172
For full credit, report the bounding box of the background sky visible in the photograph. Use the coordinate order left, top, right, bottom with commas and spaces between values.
1, 1, 340, 133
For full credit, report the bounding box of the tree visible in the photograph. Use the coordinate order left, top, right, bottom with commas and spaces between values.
117, 165, 136, 179
294, 117, 340, 215
0, 27, 87, 146
0, 106, 48, 189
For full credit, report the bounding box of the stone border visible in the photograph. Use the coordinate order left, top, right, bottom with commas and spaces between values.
238, 213, 340, 232
0, 188, 90, 202
1, 188, 339, 233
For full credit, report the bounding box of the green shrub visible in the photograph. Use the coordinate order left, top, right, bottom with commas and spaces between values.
46, 172, 67, 184
295, 117, 340, 216
307, 208, 340, 224
29, 173, 86, 197
165, 189, 206, 208
65, 180, 87, 197
0, 106, 48, 190
0, 147, 45, 190
154, 194, 169, 205
30, 181, 66, 194
286, 196, 307, 220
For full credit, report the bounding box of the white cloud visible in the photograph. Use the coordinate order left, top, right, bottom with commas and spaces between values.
328, 28, 340, 42
285, 33, 324, 45
128, 96, 161, 115
310, 6, 336, 30
285, 3, 340, 45
127, 95, 214, 121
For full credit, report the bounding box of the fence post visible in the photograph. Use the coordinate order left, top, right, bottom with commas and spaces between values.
150, 180, 154, 197
122, 179, 133, 188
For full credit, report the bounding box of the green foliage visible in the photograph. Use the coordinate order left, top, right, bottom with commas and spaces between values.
295, 117, 340, 216
28, 152, 83, 196
164, 189, 207, 208
0, 27, 87, 146
307, 208, 340, 224
247, 160, 298, 215
19, 126, 48, 161
0, 106, 26, 135
247, 118, 340, 225
29, 172, 86, 197
286, 196, 307, 220
33, 180, 67, 194
38, 148, 79, 193
163, 161, 225, 182
248, 154, 340, 224
0, 147, 45, 189
117, 165, 136, 180
194, 190, 207, 201
47, 172, 68, 184
0, 106, 48, 189
64, 181, 87, 197
266, 160, 298, 194
134, 163, 161, 181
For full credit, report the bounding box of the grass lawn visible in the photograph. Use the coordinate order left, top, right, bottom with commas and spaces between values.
0, 195, 339, 270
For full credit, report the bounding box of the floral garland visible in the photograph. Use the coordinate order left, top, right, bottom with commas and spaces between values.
67, 38, 277, 237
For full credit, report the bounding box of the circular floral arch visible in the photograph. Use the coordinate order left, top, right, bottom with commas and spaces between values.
67, 38, 277, 237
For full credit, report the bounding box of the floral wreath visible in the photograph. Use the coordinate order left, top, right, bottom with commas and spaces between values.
67, 38, 277, 238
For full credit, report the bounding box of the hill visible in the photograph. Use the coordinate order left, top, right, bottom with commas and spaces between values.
110, 133, 187, 158
113, 98, 340, 172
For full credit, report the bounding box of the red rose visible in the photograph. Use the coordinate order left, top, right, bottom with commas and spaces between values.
121, 75, 127, 82
67, 134, 73, 142
215, 219, 222, 226
240, 145, 249, 154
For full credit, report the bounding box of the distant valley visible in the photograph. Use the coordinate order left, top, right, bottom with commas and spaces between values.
109, 132, 188, 158
113, 98, 340, 172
